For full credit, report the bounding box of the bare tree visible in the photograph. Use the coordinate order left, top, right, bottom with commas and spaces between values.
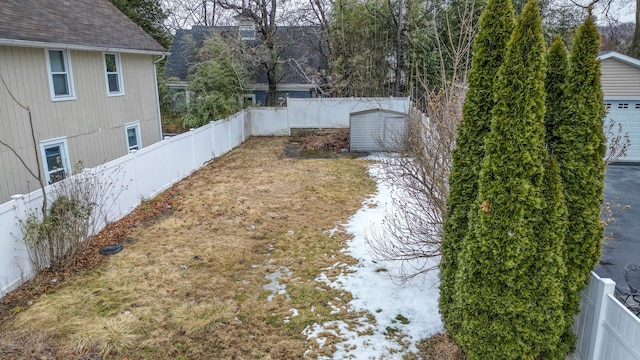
0, 75, 48, 217
163, 0, 232, 30
214, 0, 284, 105
287, 0, 336, 96
368, 90, 462, 282
365, 0, 478, 283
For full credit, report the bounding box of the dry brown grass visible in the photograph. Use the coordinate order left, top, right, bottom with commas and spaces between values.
416, 333, 466, 360
0, 137, 378, 359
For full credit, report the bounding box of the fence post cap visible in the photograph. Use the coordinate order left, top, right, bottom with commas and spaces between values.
10, 194, 24, 200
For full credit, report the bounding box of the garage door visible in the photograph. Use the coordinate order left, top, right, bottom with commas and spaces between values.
605, 101, 640, 162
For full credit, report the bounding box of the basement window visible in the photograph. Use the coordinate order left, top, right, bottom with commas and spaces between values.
40, 138, 72, 184
125, 122, 141, 153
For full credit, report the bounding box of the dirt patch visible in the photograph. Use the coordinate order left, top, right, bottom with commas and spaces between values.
285, 128, 368, 159
417, 333, 466, 360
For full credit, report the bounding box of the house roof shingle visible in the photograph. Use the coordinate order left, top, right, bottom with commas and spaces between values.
0, 0, 166, 54
164, 25, 325, 85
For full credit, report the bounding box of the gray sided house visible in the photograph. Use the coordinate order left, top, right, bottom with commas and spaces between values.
599, 51, 640, 162
164, 24, 327, 107
0, 0, 167, 203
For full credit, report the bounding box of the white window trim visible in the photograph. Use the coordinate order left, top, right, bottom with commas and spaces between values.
104, 52, 125, 97
40, 137, 72, 184
125, 122, 142, 153
45, 49, 76, 101
239, 24, 256, 40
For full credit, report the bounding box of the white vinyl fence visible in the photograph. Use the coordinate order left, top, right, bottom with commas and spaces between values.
3, 97, 634, 360
0, 111, 249, 296
571, 272, 640, 360
0, 98, 404, 296
288, 97, 411, 128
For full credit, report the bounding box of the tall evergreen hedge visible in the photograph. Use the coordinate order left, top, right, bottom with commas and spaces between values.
534, 155, 568, 359
439, 0, 514, 337
544, 35, 569, 152
454, 0, 565, 357
554, 11, 607, 354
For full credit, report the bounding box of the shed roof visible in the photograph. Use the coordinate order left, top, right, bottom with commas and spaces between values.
0, 0, 166, 54
350, 108, 408, 117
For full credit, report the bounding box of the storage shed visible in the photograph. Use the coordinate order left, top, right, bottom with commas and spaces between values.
349, 109, 408, 152
599, 51, 640, 162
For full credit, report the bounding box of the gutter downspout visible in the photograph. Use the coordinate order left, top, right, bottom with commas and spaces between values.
153, 54, 166, 141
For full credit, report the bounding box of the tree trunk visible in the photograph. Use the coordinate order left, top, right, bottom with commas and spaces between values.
266, 72, 277, 106
631, 0, 640, 58
265, 76, 278, 106
394, 0, 405, 96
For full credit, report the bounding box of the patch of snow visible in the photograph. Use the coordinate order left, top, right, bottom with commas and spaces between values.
264, 266, 292, 301
303, 162, 443, 359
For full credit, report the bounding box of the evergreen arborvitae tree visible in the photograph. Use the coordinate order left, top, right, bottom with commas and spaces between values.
544, 35, 569, 152
439, 0, 514, 337
454, 0, 565, 357
554, 9, 607, 355
534, 155, 568, 359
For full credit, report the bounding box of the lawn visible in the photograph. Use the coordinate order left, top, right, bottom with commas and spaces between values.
0, 136, 453, 359
0, 137, 377, 359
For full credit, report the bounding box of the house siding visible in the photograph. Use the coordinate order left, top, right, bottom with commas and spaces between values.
601, 58, 640, 98
0, 45, 161, 202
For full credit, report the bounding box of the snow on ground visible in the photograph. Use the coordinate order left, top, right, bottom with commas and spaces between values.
304, 161, 443, 359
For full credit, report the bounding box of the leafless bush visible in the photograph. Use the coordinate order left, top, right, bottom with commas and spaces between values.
19, 163, 128, 272
364, 0, 475, 283
600, 116, 631, 241
367, 85, 463, 283
604, 116, 630, 165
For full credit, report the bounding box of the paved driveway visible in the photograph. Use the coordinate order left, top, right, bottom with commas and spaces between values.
595, 164, 640, 288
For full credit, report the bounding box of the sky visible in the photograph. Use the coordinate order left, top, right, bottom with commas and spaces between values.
303, 161, 444, 359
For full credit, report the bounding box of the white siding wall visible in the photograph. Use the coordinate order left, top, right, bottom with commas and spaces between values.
0, 112, 248, 296
0, 46, 161, 203
601, 58, 640, 98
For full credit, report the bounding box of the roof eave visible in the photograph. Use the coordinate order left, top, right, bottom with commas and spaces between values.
0, 38, 169, 56
598, 51, 640, 69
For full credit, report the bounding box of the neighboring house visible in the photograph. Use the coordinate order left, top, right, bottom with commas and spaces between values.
164, 23, 327, 106
0, 0, 167, 203
599, 51, 640, 162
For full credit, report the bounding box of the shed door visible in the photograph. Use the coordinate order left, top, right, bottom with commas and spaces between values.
383, 115, 407, 151
605, 101, 640, 162
350, 112, 383, 152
